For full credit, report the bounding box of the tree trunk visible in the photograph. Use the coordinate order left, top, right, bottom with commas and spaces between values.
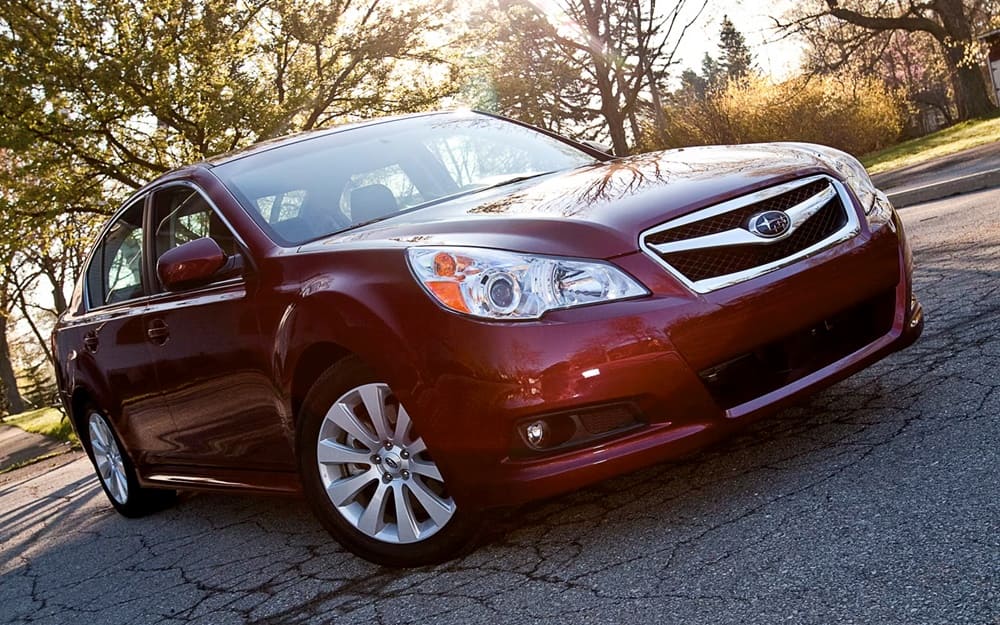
935, 0, 995, 119
0, 315, 26, 416
579, 0, 630, 155
945, 45, 996, 119
597, 78, 630, 155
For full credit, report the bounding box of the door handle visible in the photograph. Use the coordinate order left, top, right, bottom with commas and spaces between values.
83, 332, 99, 353
146, 319, 170, 345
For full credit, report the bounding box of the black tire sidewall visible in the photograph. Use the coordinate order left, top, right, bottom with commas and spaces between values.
297, 356, 480, 567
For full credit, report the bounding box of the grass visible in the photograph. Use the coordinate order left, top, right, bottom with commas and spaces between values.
3, 406, 78, 445
862, 114, 1000, 174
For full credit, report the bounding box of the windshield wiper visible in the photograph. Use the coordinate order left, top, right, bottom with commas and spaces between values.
486, 171, 557, 189
409, 171, 559, 212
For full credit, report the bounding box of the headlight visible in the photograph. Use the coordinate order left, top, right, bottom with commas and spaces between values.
809, 145, 892, 230
407, 247, 648, 320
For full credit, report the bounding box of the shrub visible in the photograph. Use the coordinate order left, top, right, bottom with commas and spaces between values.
654, 72, 905, 157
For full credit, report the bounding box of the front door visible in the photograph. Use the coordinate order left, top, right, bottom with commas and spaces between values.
143, 183, 294, 471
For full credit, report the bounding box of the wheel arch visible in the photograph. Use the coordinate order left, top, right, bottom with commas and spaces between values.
289, 341, 355, 424
273, 287, 424, 429
68, 386, 97, 452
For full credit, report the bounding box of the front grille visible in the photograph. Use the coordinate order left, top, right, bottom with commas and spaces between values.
646, 179, 831, 246
698, 290, 896, 409
663, 200, 846, 281
640, 175, 859, 292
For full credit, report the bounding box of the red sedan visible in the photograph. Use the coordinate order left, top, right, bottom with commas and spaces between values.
53, 111, 923, 565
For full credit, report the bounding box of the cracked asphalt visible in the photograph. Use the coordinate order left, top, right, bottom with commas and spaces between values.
2, 189, 998, 625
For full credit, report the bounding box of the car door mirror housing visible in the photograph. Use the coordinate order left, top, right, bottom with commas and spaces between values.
157, 237, 228, 291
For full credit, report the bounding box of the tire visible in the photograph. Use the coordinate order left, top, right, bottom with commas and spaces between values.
298, 357, 480, 566
83, 408, 176, 518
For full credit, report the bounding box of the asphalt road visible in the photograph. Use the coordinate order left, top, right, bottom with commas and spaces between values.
2, 190, 998, 625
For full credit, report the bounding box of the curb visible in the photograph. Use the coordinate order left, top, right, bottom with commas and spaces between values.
887, 168, 1000, 208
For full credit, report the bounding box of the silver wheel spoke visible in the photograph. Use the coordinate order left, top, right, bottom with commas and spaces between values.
407, 477, 454, 526
89, 424, 106, 448
326, 468, 378, 506
111, 469, 127, 503
317, 439, 372, 466
326, 403, 378, 449
408, 458, 442, 482
407, 438, 427, 456
358, 385, 391, 442
394, 404, 413, 444
394, 484, 420, 543
357, 481, 390, 536
96, 456, 112, 479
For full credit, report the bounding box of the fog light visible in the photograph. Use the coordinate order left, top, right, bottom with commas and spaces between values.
524, 421, 550, 449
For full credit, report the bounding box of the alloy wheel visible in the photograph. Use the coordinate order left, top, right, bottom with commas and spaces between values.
88, 413, 129, 505
315, 383, 456, 544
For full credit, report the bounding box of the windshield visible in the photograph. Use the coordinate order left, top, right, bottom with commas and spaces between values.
213, 113, 599, 246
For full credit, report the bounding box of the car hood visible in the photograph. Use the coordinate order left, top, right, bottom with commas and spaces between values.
299, 143, 837, 259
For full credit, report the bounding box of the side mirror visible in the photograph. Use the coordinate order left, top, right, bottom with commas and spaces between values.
157, 237, 227, 291
580, 139, 615, 156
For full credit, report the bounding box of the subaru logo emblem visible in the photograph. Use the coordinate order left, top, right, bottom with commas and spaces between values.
748, 210, 791, 238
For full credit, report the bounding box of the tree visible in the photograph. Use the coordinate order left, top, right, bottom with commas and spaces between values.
0, 307, 26, 416
673, 16, 752, 104
0, 193, 28, 416
680, 67, 709, 99
482, 0, 708, 155
472, 3, 591, 135
719, 15, 753, 81
778, 0, 997, 120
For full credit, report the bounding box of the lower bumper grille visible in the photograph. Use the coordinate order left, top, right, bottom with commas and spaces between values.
698, 290, 896, 409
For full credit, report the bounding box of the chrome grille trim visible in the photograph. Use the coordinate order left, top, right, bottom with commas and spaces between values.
639, 175, 861, 293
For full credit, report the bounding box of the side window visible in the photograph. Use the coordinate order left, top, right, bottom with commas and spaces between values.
151, 186, 240, 290
85, 199, 146, 308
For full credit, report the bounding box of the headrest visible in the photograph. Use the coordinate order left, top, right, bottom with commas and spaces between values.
350, 184, 398, 224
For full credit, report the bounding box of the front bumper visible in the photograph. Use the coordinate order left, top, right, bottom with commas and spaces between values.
398, 211, 922, 509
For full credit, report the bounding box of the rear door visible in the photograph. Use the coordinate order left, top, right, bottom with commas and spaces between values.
74, 197, 177, 463
143, 182, 293, 471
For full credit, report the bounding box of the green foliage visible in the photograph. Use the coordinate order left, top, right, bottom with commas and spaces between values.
655, 73, 905, 157
0, 0, 458, 214
17, 359, 55, 409
472, 2, 590, 135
